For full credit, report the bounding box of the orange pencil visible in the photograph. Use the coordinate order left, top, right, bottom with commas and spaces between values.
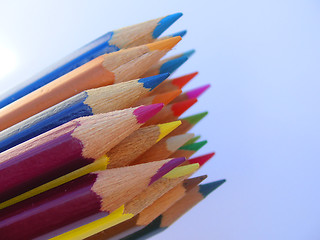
0, 37, 181, 131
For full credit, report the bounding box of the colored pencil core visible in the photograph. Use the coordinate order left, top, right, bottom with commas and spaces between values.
186, 84, 210, 99
159, 56, 188, 74
152, 13, 183, 38
157, 121, 182, 142
149, 157, 185, 185
133, 104, 164, 123
138, 73, 170, 91
171, 98, 197, 117
188, 153, 215, 166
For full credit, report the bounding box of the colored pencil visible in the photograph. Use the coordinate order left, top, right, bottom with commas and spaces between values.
132, 133, 195, 165
168, 111, 208, 137
0, 74, 169, 153
50, 164, 199, 240
157, 30, 187, 41
171, 84, 210, 103
120, 180, 226, 240
150, 72, 198, 95
183, 135, 201, 146
143, 98, 198, 126
87, 175, 207, 240
0, 13, 182, 108
133, 89, 181, 107
106, 121, 181, 169
0, 121, 180, 209
0, 158, 185, 240
0, 104, 163, 202
0, 37, 181, 131
170, 140, 208, 159
142, 50, 195, 78
187, 152, 215, 167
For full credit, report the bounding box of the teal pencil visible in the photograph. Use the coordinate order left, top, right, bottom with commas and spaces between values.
120, 180, 226, 240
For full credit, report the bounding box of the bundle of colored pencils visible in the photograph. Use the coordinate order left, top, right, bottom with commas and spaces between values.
0, 13, 225, 240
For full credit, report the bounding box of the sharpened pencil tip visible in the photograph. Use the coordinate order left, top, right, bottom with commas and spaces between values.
182, 111, 208, 125
171, 98, 197, 117
188, 153, 215, 166
149, 157, 186, 185
183, 175, 208, 191
134, 103, 164, 123
163, 163, 199, 179
179, 140, 208, 151
170, 30, 187, 38
159, 56, 188, 74
157, 121, 182, 142
153, 13, 183, 38
183, 135, 201, 146
183, 49, 196, 58
172, 72, 199, 89
153, 89, 182, 105
147, 36, 182, 51
199, 180, 226, 197
138, 73, 170, 91
186, 84, 210, 99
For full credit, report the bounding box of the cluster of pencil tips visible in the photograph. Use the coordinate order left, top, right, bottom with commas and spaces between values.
0, 13, 225, 240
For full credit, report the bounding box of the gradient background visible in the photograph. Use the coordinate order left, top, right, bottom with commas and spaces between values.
0, 1, 319, 239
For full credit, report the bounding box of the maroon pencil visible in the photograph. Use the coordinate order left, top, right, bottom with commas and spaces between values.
0, 158, 185, 240
0, 104, 163, 202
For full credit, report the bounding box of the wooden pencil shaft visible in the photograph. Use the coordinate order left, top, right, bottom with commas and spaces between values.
0, 13, 182, 108
0, 159, 181, 239
0, 37, 180, 131
0, 107, 148, 202
0, 75, 167, 153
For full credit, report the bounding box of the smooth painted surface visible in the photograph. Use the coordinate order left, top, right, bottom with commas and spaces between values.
0, 1, 319, 239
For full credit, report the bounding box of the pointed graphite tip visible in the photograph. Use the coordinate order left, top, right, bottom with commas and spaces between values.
199, 179, 226, 198
153, 13, 183, 38
138, 73, 170, 91
171, 98, 198, 117
172, 72, 199, 89
170, 30, 187, 38
183, 175, 208, 191
153, 89, 182, 105
179, 140, 208, 151
134, 103, 164, 124
182, 111, 208, 125
183, 135, 201, 146
147, 36, 182, 51
163, 163, 199, 179
149, 157, 186, 185
160, 56, 188, 74
157, 120, 182, 142
188, 152, 215, 166
186, 84, 210, 99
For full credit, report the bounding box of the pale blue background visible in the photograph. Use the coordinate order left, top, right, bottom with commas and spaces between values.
0, 1, 319, 239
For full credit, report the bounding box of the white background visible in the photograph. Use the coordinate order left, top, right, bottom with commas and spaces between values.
0, 1, 319, 239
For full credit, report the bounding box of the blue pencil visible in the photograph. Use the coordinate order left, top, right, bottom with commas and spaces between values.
0, 74, 169, 152
142, 49, 195, 77
0, 13, 182, 108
